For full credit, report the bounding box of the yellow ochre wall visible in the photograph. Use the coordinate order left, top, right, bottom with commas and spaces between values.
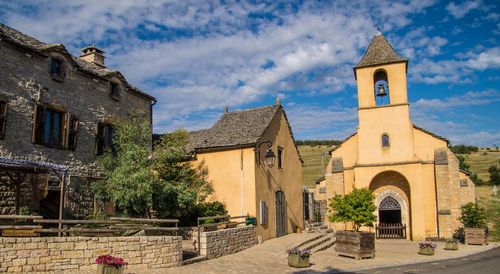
193, 148, 257, 218
255, 110, 304, 241
192, 108, 303, 241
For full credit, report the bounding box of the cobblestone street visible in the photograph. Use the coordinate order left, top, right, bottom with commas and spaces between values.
149, 233, 496, 274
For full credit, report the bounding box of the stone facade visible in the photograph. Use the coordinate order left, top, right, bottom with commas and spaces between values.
0, 24, 155, 217
199, 226, 257, 259
0, 236, 182, 273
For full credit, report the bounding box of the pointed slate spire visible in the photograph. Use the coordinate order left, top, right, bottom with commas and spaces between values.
355, 32, 407, 69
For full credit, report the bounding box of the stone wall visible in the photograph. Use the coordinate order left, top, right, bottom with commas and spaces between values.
199, 226, 256, 259
0, 33, 153, 217
0, 236, 182, 273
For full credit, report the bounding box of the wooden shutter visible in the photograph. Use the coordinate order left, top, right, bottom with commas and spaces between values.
95, 122, 105, 155
0, 101, 7, 139
32, 104, 45, 144
67, 115, 79, 151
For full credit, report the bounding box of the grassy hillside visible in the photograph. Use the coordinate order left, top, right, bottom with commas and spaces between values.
299, 145, 332, 188
459, 150, 500, 181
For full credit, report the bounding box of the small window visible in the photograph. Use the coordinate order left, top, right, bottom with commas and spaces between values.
67, 115, 79, 151
278, 147, 283, 169
382, 134, 390, 148
110, 83, 121, 100
319, 187, 326, 193
0, 101, 7, 139
96, 122, 115, 155
50, 58, 65, 81
33, 105, 65, 147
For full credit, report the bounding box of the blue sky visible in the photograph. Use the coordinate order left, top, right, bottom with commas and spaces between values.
1, 0, 499, 146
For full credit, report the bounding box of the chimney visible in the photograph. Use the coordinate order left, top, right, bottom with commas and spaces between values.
80, 45, 105, 67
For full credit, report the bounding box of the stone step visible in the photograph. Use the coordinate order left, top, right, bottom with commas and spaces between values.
302, 233, 334, 251
311, 237, 336, 253
182, 255, 207, 265
293, 234, 326, 249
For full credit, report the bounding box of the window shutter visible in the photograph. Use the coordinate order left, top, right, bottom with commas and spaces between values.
67, 115, 79, 151
32, 104, 45, 144
260, 201, 267, 225
0, 101, 7, 139
95, 122, 105, 155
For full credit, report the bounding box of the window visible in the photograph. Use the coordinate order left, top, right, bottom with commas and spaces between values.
67, 115, 79, 151
0, 101, 7, 139
96, 122, 114, 155
110, 83, 120, 100
382, 134, 390, 148
278, 147, 283, 169
50, 58, 65, 81
33, 105, 65, 147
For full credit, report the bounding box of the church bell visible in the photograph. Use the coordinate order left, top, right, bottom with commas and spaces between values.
376, 83, 387, 97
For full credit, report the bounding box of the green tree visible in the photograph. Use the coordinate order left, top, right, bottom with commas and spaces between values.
328, 188, 376, 232
458, 202, 486, 228
92, 116, 218, 224
92, 114, 156, 217
457, 155, 470, 171
489, 165, 500, 186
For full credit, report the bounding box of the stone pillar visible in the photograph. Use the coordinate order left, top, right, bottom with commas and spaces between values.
434, 148, 457, 239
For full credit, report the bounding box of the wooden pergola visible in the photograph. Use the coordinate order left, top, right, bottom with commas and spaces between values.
0, 157, 68, 232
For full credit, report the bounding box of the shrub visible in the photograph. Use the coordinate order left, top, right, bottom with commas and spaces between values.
458, 202, 487, 228
328, 188, 376, 232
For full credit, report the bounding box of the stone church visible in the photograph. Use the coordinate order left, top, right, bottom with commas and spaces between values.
315, 32, 475, 240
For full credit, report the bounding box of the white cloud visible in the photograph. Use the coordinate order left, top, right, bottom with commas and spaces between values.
446, 0, 482, 19
412, 90, 500, 110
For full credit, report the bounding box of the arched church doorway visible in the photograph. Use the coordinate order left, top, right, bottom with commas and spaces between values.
379, 196, 401, 224
370, 171, 411, 239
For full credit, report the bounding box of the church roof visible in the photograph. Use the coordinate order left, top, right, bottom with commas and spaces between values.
355, 32, 408, 69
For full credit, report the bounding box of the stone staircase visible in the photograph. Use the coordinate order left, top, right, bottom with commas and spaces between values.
304, 221, 333, 234
293, 231, 336, 253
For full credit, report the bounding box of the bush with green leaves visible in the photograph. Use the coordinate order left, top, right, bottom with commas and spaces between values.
458, 202, 487, 228
328, 188, 376, 232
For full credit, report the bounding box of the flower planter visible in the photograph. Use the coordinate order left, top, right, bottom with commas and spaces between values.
418, 247, 435, 255
465, 227, 488, 245
288, 254, 310, 268
97, 264, 124, 274
334, 230, 375, 260
445, 241, 458, 250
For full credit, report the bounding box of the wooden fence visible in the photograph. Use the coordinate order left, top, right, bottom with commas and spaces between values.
375, 223, 407, 239
0, 215, 179, 237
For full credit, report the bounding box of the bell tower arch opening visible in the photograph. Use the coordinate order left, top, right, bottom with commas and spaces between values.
374, 69, 389, 106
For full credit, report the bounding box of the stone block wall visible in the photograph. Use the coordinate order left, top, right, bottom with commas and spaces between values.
199, 226, 256, 259
0, 236, 182, 273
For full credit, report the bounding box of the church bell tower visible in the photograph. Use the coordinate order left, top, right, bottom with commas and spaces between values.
354, 32, 415, 164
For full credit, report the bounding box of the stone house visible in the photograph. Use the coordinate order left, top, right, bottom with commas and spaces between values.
0, 23, 156, 219
315, 33, 475, 240
188, 100, 304, 241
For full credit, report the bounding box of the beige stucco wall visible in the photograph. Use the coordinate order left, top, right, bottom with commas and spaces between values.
191, 108, 303, 241
192, 148, 257, 218
254, 110, 304, 241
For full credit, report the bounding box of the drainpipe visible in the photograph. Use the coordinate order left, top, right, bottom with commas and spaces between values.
240, 149, 244, 216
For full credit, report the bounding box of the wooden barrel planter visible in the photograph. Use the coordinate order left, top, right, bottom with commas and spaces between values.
465, 227, 488, 245
334, 230, 375, 260
97, 264, 124, 274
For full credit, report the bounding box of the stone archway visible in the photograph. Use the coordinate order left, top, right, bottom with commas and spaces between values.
370, 171, 411, 239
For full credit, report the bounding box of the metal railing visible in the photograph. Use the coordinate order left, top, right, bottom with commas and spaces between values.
375, 223, 407, 239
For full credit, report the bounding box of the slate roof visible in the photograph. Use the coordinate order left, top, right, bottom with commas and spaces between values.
355, 32, 407, 69
188, 105, 303, 163
188, 106, 278, 151
0, 23, 155, 101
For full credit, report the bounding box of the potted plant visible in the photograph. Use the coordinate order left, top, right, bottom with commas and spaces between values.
444, 239, 458, 250
329, 188, 376, 260
95, 254, 127, 274
418, 242, 437, 255
286, 247, 311, 268
458, 202, 488, 245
